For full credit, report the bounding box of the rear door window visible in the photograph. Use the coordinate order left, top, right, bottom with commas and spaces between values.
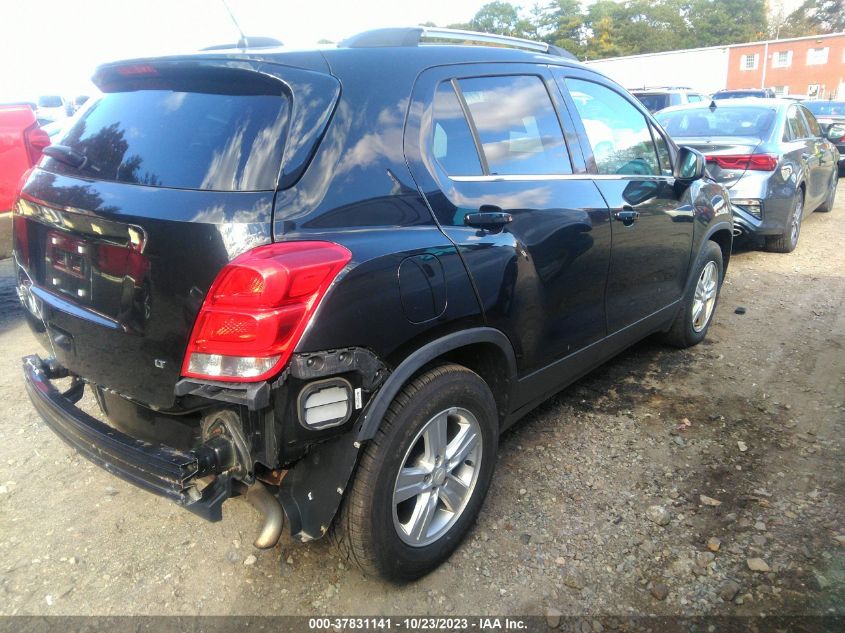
785, 105, 809, 141
566, 79, 660, 176
799, 106, 822, 137
431, 82, 483, 176
49, 87, 290, 191
456, 75, 572, 175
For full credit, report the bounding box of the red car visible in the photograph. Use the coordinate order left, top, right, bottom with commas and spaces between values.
0, 105, 50, 257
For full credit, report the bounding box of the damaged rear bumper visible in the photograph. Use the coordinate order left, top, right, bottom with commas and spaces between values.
22, 354, 236, 521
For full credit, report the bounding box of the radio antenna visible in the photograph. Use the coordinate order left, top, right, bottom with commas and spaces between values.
220, 0, 248, 49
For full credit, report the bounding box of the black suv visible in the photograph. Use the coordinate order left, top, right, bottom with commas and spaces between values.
713, 88, 776, 100
13, 27, 733, 581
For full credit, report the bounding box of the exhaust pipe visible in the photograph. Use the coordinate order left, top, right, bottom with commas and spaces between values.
245, 482, 285, 549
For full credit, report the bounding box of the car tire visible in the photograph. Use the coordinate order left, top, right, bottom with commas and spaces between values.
333, 364, 498, 581
817, 171, 838, 212
766, 190, 804, 253
660, 241, 723, 349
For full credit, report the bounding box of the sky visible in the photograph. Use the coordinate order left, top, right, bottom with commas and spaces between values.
0, 0, 508, 101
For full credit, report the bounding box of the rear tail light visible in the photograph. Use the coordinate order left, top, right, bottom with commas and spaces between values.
24, 124, 50, 165
182, 241, 352, 382
705, 154, 778, 171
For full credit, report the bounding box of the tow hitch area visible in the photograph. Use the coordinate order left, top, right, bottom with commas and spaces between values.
22, 354, 239, 522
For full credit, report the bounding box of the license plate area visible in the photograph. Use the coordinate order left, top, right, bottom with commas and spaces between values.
46, 231, 93, 303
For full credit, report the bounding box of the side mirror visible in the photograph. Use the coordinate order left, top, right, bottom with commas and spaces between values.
675, 146, 706, 182
827, 124, 845, 142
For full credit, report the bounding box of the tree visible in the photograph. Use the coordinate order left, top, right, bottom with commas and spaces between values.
466, 1, 530, 38
452, 0, 772, 61
685, 0, 767, 48
783, 0, 845, 36
540, 0, 586, 56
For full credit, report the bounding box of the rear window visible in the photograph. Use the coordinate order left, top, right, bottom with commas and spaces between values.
633, 93, 669, 113
48, 88, 290, 191
713, 91, 763, 100
656, 107, 775, 138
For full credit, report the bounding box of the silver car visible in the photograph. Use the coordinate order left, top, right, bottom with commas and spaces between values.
656, 99, 840, 252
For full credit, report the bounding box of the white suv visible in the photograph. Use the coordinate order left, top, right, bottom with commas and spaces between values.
630, 87, 709, 113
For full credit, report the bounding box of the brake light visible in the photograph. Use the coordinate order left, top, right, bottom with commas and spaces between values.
24, 124, 50, 165
182, 241, 352, 382
117, 64, 158, 76
705, 154, 778, 171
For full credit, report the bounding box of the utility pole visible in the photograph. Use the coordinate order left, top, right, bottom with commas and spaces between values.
761, 40, 769, 89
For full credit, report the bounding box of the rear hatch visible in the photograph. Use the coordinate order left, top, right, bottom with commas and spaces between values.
671, 136, 764, 185
656, 104, 778, 185
14, 56, 339, 409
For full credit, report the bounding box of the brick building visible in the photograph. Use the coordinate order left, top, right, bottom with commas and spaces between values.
727, 33, 845, 98
587, 32, 845, 99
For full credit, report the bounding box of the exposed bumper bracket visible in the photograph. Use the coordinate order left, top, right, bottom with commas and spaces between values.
23, 355, 236, 522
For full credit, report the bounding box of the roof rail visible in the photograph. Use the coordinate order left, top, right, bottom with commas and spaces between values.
338, 27, 577, 61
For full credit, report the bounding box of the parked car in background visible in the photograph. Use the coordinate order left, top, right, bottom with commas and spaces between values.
712, 88, 775, 100
802, 100, 845, 171
0, 105, 50, 257
1, 105, 50, 212
67, 95, 90, 115
35, 95, 67, 124
657, 99, 839, 253
630, 86, 709, 113
13, 26, 733, 581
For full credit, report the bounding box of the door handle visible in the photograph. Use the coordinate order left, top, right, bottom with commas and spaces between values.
614, 208, 640, 226
464, 205, 513, 229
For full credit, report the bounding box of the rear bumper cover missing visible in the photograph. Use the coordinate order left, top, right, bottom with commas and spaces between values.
22, 354, 235, 521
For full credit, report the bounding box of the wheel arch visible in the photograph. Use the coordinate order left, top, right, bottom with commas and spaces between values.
706, 225, 733, 276
355, 328, 517, 441
697, 220, 733, 279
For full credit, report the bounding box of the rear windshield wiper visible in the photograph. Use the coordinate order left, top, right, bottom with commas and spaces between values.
42, 145, 91, 170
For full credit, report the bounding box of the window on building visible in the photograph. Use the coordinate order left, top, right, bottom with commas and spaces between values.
772, 50, 792, 68
773, 86, 789, 97
741, 54, 758, 70
806, 47, 829, 65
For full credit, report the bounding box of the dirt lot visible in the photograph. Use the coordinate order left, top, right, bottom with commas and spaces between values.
0, 185, 843, 619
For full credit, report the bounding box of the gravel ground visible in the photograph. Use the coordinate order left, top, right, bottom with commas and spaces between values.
0, 184, 843, 618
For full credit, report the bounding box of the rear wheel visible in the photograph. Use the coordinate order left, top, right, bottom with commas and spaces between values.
817, 171, 838, 212
661, 241, 723, 348
333, 364, 498, 581
766, 191, 803, 253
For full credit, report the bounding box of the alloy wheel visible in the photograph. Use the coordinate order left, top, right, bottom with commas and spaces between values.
691, 261, 718, 333
392, 407, 482, 547
790, 196, 803, 248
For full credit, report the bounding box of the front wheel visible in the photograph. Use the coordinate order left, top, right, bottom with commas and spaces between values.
660, 240, 723, 348
333, 364, 498, 581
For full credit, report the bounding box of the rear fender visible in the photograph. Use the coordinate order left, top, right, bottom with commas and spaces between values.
278, 327, 517, 541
